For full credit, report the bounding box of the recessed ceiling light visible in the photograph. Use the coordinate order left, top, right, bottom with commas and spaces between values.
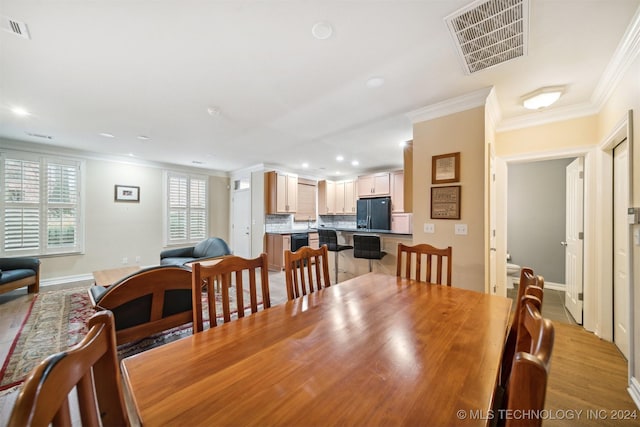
207, 106, 221, 117
311, 22, 333, 40
335, 171, 341, 175
11, 107, 30, 116
366, 77, 385, 88
99, 132, 115, 138
128, 153, 135, 157
137, 135, 150, 141
399, 141, 407, 147
302, 162, 309, 168
336, 155, 344, 162
521, 86, 564, 110
351, 160, 359, 166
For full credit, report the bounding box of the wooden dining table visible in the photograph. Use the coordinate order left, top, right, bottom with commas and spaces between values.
121, 272, 512, 426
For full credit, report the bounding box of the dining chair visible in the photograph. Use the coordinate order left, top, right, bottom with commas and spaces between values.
500, 296, 555, 427
8, 310, 130, 427
191, 253, 271, 332
396, 243, 452, 285
318, 229, 353, 283
500, 267, 545, 386
284, 245, 331, 300
353, 234, 386, 272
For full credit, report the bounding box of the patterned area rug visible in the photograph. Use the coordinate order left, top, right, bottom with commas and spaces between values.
0, 285, 258, 391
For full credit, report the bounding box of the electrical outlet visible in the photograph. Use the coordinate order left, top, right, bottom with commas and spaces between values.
122, 257, 128, 264
424, 223, 435, 233
135, 256, 141, 263
454, 224, 468, 235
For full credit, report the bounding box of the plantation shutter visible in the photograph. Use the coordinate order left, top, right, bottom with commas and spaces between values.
166, 172, 208, 245
1, 152, 83, 256
3, 158, 40, 251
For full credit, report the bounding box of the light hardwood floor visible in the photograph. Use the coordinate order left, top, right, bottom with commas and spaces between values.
1, 274, 638, 425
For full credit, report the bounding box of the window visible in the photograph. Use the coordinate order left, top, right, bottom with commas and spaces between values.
1, 152, 83, 256
164, 171, 208, 245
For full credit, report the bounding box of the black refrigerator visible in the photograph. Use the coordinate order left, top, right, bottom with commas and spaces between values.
356, 197, 391, 230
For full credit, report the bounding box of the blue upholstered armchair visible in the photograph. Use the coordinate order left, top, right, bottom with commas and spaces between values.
160, 237, 232, 266
0, 257, 41, 295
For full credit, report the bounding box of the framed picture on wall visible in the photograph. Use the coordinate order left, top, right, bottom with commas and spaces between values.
430, 185, 461, 219
432, 152, 460, 184
114, 185, 140, 202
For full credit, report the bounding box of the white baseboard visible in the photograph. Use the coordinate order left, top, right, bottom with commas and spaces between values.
544, 281, 566, 291
628, 377, 640, 410
41, 273, 93, 287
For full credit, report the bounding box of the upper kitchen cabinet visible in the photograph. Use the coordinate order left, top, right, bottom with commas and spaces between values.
391, 170, 404, 213
265, 171, 297, 214
294, 178, 317, 221
357, 172, 390, 198
318, 180, 336, 215
334, 179, 357, 215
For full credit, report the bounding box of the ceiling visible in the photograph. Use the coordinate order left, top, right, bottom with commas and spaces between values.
1, 0, 639, 179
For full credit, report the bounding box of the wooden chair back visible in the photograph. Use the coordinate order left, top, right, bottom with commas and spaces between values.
284, 245, 331, 300
191, 253, 271, 332
93, 265, 193, 345
500, 268, 545, 385
503, 297, 555, 427
8, 311, 129, 427
396, 243, 452, 285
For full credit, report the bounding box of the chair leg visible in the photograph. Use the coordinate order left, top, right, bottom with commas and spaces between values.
368, 259, 373, 273
334, 252, 339, 283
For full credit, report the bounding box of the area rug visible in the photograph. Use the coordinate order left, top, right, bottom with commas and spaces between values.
0, 285, 260, 391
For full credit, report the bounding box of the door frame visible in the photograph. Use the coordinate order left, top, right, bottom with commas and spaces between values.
598, 111, 634, 381
495, 145, 595, 328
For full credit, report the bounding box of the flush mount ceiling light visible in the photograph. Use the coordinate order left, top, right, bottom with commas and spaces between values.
521, 86, 564, 110
11, 106, 30, 116
366, 77, 385, 88
311, 22, 333, 40
207, 106, 221, 117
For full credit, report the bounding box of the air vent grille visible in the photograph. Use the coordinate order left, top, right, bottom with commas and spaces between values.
1, 16, 31, 40
445, 0, 528, 74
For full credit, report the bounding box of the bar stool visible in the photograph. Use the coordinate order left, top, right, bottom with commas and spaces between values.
353, 234, 386, 272
318, 229, 353, 283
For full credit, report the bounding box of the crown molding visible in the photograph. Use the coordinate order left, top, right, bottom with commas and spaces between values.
495, 101, 599, 132
591, 5, 640, 109
485, 87, 502, 130
406, 87, 492, 124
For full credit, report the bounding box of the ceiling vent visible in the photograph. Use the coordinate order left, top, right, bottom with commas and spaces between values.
1, 16, 31, 40
445, 0, 528, 74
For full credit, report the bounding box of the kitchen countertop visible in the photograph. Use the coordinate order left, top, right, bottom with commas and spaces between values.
321, 227, 412, 237
265, 229, 318, 235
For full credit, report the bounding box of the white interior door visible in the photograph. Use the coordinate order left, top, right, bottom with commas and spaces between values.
613, 140, 630, 359
232, 189, 251, 258
564, 157, 584, 324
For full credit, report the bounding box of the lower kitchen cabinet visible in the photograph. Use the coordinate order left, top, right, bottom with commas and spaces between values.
266, 234, 290, 271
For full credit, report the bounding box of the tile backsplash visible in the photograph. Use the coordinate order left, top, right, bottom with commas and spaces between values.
265, 214, 356, 232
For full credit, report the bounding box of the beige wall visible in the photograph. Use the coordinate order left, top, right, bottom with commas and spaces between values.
412, 106, 486, 292
495, 115, 599, 156
0, 143, 230, 281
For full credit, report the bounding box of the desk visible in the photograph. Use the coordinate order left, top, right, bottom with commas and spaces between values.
121, 273, 511, 426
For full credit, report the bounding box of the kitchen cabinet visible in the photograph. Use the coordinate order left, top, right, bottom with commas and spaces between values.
357, 172, 390, 198
318, 180, 336, 215
309, 232, 319, 249
266, 233, 290, 270
391, 170, 404, 213
391, 213, 412, 234
294, 178, 317, 221
265, 171, 297, 214
334, 179, 357, 215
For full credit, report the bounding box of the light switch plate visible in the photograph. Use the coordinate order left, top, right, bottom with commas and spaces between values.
454, 224, 468, 235
424, 223, 435, 233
